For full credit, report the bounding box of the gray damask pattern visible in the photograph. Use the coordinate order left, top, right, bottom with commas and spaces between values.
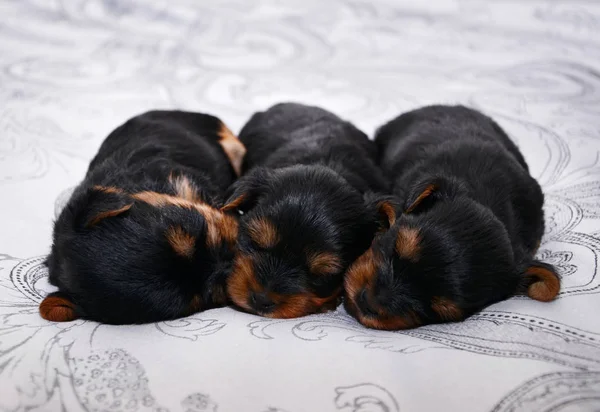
1, 1, 599, 411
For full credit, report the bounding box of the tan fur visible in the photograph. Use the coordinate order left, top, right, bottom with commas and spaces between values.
165, 226, 196, 258
92, 185, 125, 195
246, 217, 279, 249
395, 227, 421, 262
132, 191, 193, 208
526, 266, 561, 302
87, 203, 133, 227
227, 253, 341, 318
186, 295, 203, 315
355, 311, 420, 330
211, 285, 228, 306
344, 247, 422, 330
405, 184, 437, 213
221, 194, 247, 213
227, 254, 259, 311
218, 123, 246, 176
307, 251, 342, 276
132, 191, 238, 248
378, 201, 397, 228
344, 248, 378, 300
431, 297, 463, 321
169, 173, 201, 203
266, 290, 341, 318
39, 295, 78, 322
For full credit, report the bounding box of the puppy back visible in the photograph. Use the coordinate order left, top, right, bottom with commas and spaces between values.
375, 105, 529, 172
87, 110, 241, 189
239, 103, 386, 192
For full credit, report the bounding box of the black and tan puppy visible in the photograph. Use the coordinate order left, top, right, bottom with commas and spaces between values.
344, 105, 560, 330
40, 110, 246, 324
222, 103, 389, 318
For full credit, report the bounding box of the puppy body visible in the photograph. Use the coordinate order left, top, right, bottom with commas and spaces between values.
345, 105, 560, 330
42, 110, 245, 324
224, 103, 389, 318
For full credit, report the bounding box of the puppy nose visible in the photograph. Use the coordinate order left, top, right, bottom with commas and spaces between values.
250, 292, 275, 313
356, 288, 378, 317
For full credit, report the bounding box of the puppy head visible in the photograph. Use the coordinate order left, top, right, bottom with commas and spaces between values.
41, 179, 238, 324
222, 166, 374, 318
344, 176, 560, 330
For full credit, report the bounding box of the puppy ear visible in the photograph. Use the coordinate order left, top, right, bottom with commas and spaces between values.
39, 291, 80, 322
74, 186, 133, 228
520, 260, 561, 302
364, 193, 398, 230
221, 168, 271, 213
404, 176, 462, 214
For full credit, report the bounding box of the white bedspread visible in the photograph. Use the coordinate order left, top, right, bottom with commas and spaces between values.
1, 1, 599, 411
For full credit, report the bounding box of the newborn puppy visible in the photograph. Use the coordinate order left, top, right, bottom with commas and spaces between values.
344, 105, 560, 330
41, 110, 246, 324
222, 103, 389, 318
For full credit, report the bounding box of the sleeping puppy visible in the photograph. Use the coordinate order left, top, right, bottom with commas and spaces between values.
344, 105, 560, 330
40, 110, 246, 324
222, 103, 389, 318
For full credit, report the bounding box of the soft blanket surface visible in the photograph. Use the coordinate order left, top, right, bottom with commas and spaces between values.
1, 1, 599, 411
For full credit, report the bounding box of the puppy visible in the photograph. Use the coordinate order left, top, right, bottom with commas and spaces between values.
222, 103, 389, 318
40, 110, 246, 324
344, 105, 560, 330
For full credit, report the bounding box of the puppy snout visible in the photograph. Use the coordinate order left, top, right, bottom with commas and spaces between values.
250, 291, 275, 313
356, 288, 378, 317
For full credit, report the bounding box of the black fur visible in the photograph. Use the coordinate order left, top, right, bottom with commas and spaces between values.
224, 102, 389, 318
44, 110, 242, 324
344, 105, 560, 330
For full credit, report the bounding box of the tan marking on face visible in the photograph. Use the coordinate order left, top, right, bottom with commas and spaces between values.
227, 254, 259, 312
405, 184, 437, 213
218, 122, 246, 176
525, 266, 560, 302
431, 297, 463, 322
246, 217, 279, 249
395, 227, 421, 262
227, 253, 341, 318
307, 251, 342, 276
266, 287, 343, 318
312, 290, 343, 313
132, 191, 238, 248
169, 173, 201, 203
343, 247, 421, 330
344, 248, 378, 301
265, 293, 311, 318
356, 311, 420, 330
165, 226, 196, 258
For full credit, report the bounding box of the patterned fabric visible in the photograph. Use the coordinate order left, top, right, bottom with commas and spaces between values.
1, 1, 599, 411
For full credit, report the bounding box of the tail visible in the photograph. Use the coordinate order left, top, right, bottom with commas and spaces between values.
39, 291, 80, 322
518, 260, 561, 302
